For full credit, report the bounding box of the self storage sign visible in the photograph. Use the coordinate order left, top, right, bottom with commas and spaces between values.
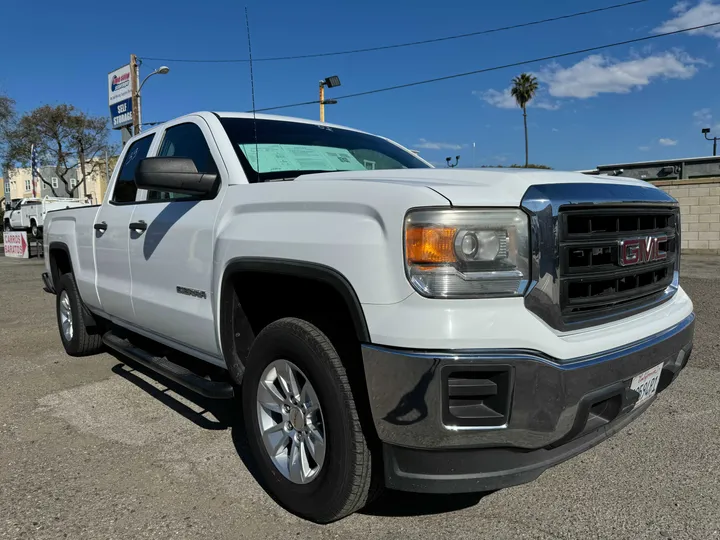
111, 98, 133, 129
108, 64, 133, 129
3, 231, 29, 258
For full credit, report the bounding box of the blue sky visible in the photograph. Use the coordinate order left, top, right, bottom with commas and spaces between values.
2, 0, 720, 170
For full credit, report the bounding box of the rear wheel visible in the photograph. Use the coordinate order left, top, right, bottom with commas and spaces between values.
56, 273, 103, 356
31, 221, 40, 238
242, 317, 378, 523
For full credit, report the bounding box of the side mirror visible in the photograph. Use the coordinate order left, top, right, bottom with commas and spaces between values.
135, 157, 217, 196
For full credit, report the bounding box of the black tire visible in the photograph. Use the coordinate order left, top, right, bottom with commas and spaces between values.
56, 273, 103, 356
31, 221, 40, 239
242, 317, 378, 523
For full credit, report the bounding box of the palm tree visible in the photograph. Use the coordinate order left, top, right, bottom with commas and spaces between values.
510, 73, 539, 168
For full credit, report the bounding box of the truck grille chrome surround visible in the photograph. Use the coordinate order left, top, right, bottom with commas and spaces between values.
521, 183, 680, 331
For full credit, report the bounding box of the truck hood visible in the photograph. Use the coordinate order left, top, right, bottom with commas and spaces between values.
295, 168, 656, 206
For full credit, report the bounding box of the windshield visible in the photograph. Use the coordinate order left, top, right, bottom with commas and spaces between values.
220, 118, 429, 182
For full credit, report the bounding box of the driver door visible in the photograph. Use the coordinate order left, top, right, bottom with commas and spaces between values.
128, 118, 226, 358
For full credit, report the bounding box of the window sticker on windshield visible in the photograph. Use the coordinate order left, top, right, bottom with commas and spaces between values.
317, 148, 365, 171
240, 144, 297, 172
239, 144, 365, 173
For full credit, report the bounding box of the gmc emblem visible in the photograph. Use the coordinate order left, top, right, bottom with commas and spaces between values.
618, 235, 668, 266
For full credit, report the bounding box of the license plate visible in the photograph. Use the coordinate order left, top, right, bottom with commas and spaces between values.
630, 363, 664, 406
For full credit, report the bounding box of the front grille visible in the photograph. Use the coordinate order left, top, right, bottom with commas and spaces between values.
558, 207, 678, 325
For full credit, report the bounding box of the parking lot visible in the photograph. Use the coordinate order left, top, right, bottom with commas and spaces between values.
1, 254, 719, 540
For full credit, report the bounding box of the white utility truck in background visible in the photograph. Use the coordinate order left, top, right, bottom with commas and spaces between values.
41, 112, 695, 523
5, 196, 91, 237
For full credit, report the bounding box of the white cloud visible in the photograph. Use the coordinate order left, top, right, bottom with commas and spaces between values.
659, 138, 678, 146
654, 1, 720, 38
673, 0, 691, 13
551, 128, 560, 132
415, 138, 464, 150
475, 88, 516, 109
537, 51, 703, 98
692, 108, 720, 131
694, 107, 712, 125
534, 100, 561, 111
473, 88, 560, 110
639, 145, 651, 151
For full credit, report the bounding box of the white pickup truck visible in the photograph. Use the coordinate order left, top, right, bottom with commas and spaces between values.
5, 196, 90, 237
42, 112, 695, 523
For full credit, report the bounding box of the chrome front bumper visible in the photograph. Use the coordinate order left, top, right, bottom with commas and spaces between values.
361, 313, 695, 450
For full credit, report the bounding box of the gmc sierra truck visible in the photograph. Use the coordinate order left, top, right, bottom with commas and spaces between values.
42, 112, 695, 523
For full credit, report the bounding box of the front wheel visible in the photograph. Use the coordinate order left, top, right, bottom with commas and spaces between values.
242, 317, 379, 523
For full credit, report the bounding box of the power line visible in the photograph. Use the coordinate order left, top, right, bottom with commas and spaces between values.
254, 20, 720, 113
140, 0, 650, 64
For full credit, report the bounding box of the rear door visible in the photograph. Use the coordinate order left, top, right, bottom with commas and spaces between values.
128, 118, 226, 357
94, 134, 155, 323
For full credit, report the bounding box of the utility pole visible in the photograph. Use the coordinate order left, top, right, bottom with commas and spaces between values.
104, 150, 110, 194
78, 140, 88, 199
318, 76, 341, 122
130, 54, 141, 136
319, 82, 325, 123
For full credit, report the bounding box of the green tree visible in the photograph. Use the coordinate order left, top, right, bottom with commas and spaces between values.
0, 93, 16, 208
510, 73, 539, 168
6, 104, 111, 198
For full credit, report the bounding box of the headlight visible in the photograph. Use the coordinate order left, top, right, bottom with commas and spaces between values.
404, 208, 530, 298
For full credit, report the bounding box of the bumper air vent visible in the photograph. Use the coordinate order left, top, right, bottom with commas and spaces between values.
442, 366, 513, 427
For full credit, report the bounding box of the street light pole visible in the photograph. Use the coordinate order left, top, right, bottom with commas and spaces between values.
446, 156, 460, 168
702, 128, 718, 156
130, 56, 170, 136
318, 75, 341, 122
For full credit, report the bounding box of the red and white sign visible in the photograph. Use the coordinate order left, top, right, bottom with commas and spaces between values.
3, 231, 29, 259
108, 64, 132, 106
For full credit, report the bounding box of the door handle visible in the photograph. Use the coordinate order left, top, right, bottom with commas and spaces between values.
129, 220, 147, 232
94, 221, 108, 232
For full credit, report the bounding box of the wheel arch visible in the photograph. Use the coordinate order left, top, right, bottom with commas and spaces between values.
218, 257, 371, 382
48, 241, 73, 287
49, 241, 99, 330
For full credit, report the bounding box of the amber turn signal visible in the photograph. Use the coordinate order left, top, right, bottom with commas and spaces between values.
405, 226, 457, 264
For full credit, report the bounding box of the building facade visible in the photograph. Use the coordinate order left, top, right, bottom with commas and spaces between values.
3, 160, 111, 205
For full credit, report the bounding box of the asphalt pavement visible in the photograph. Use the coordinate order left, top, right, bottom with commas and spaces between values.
1, 255, 719, 539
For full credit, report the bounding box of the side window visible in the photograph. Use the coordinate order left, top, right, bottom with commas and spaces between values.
148, 123, 218, 201
112, 135, 154, 203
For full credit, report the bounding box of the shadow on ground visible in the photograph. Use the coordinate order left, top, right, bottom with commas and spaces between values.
108, 349, 490, 520
361, 490, 489, 517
